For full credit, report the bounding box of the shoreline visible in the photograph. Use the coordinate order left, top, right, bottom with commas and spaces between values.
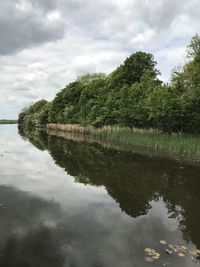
46, 123, 200, 163
0, 120, 18, 124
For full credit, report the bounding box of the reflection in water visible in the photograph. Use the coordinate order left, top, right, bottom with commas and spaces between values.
19, 128, 200, 247
0, 125, 199, 266
0, 185, 65, 267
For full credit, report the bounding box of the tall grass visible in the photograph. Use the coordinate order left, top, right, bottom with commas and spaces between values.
47, 123, 200, 162
47, 123, 93, 134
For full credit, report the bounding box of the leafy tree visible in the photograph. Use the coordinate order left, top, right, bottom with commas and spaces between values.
18, 36, 200, 134
170, 34, 200, 133
110, 51, 160, 88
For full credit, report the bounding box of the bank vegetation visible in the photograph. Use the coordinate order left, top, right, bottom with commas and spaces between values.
18, 35, 200, 159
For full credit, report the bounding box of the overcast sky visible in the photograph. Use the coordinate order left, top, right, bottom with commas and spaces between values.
0, 0, 199, 119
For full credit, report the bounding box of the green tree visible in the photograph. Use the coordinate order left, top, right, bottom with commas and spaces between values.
110, 51, 160, 88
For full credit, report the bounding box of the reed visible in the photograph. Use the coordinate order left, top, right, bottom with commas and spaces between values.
47, 123, 200, 161
47, 123, 93, 134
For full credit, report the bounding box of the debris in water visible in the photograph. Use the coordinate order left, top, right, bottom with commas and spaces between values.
178, 252, 186, 257
144, 248, 155, 256
160, 240, 167, 245
145, 256, 154, 262
152, 253, 160, 260
168, 243, 186, 255
191, 250, 200, 256
165, 249, 173, 255
144, 241, 200, 263
144, 248, 160, 262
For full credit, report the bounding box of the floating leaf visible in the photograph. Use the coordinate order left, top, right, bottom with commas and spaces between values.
178, 252, 186, 257
144, 241, 189, 262
145, 256, 154, 262
160, 240, 167, 245
152, 252, 160, 260
181, 245, 187, 251
165, 249, 173, 255
144, 248, 160, 261
145, 248, 154, 253
191, 250, 200, 256
168, 243, 187, 254
144, 248, 156, 256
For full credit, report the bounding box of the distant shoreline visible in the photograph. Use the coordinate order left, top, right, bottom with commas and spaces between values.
0, 120, 18, 124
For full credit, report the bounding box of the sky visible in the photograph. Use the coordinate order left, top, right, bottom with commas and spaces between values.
0, 0, 200, 119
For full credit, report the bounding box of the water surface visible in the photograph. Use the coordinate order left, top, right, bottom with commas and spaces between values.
0, 124, 200, 266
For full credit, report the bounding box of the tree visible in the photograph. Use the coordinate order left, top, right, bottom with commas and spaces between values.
145, 85, 184, 132
110, 51, 160, 88
18, 35, 200, 134
187, 33, 200, 59
171, 34, 200, 133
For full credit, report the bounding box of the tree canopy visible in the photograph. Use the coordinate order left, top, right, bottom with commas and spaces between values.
19, 35, 200, 134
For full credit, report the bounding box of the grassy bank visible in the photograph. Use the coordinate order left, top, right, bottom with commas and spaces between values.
47, 123, 200, 162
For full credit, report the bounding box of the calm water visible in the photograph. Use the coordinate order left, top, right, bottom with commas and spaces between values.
0, 124, 200, 267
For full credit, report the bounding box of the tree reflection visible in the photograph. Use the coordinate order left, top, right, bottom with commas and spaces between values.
19, 128, 200, 248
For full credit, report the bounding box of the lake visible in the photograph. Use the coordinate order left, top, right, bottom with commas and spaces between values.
0, 124, 200, 267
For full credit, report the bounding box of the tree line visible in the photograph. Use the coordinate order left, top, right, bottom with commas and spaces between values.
18, 35, 200, 133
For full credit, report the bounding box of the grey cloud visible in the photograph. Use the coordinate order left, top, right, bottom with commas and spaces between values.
30, 0, 59, 11
0, 0, 200, 119
0, 0, 65, 55
14, 87, 30, 92
134, 0, 183, 31
21, 91, 38, 99
0, 0, 197, 57
0, 0, 117, 56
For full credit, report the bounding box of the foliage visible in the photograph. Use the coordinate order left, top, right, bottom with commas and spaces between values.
46, 123, 200, 161
110, 51, 160, 88
19, 35, 200, 134
18, 100, 49, 129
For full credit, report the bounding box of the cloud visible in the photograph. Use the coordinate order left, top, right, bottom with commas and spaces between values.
0, 0, 65, 55
0, 0, 200, 118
